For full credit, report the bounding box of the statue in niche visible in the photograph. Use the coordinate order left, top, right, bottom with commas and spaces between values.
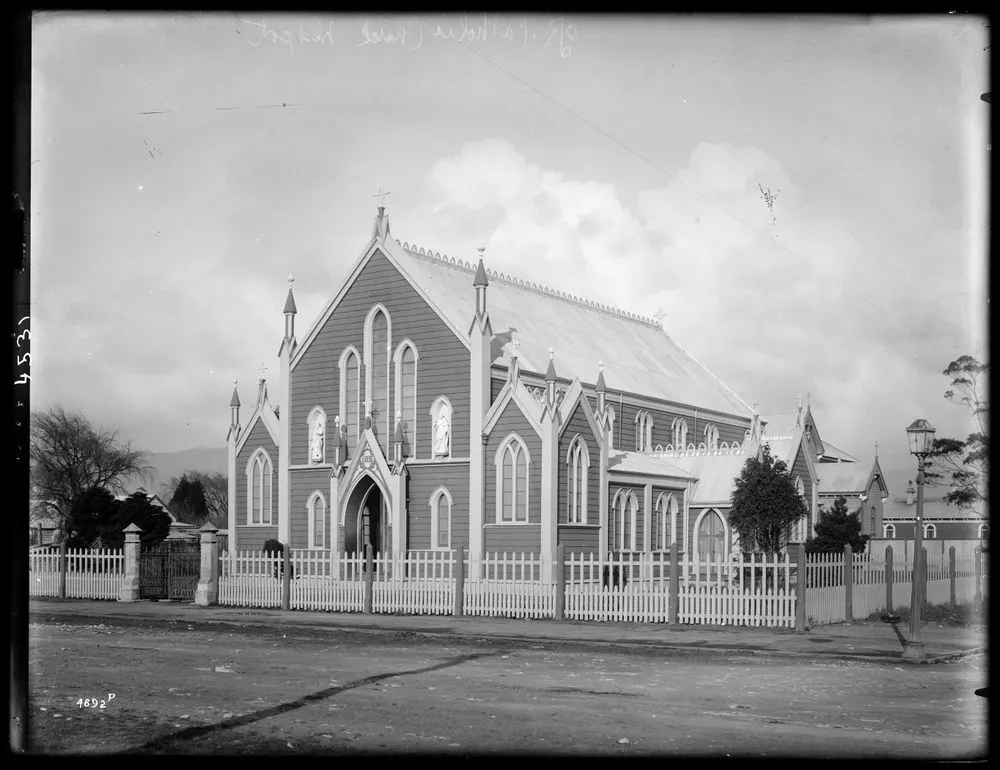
310, 415, 326, 462
433, 406, 451, 457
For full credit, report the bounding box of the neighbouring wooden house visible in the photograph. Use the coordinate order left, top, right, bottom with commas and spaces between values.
881, 482, 989, 542
225, 203, 883, 573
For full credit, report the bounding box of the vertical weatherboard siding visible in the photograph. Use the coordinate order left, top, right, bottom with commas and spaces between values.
557, 401, 601, 526
484, 399, 542, 527
289, 249, 471, 466
235, 417, 278, 527
289, 467, 332, 548
406, 462, 470, 551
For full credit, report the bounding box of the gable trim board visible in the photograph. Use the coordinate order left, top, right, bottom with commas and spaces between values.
290, 238, 472, 375
234, 403, 280, 458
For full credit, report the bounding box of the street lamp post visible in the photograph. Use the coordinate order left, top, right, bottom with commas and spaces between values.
903, 419, 936, 660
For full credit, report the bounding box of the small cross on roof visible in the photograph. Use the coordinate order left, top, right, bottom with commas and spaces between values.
373, 184, 391, 206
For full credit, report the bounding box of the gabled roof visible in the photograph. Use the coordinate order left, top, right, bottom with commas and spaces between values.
608, 451, 697, 481
657, 452, 752, 506
818, 440, 860, 463
389, 240, 751, 418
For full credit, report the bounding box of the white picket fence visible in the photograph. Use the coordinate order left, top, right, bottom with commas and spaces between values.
680, 553, 795, 627
29, 547, 124, 600
805, 547, 987, 625
464, 552, 553, 619
218, 551, 284, 608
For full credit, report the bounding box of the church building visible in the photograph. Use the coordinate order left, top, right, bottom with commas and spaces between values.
225, 202, 881, 576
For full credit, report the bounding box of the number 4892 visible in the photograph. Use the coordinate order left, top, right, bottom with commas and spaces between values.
77, 694, 115, 709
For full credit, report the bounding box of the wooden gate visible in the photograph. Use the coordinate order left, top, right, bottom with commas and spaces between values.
140, 540, 200, 601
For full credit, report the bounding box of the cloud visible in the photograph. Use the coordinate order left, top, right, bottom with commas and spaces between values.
423, 137, 979, 483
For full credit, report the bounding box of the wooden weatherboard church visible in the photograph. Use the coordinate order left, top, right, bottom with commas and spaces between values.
225, 201, 883, 578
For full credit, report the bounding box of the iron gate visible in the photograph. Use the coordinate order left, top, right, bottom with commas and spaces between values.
140, 540, 201, 600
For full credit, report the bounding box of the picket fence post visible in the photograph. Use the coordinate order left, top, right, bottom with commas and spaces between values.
885, 546, 894, 613
278, 543, 290, 610
58, 540, 68, 599
795, 542, 807, 633
669, 541, 680, 626
844, 543, 853, 625
919, 546, 928, 608
363, 545, 374, 614
974, 547, 983, 602
454, 545, 465, 617
554, 545, 565, 621
194, 523, 219, 606
948, 546, 956, 606
118, 523, 142, 602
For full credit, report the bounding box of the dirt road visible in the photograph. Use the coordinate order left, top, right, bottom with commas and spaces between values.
26, 614, 987, 757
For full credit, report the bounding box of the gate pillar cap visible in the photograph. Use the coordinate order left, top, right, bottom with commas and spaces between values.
123, 523, 143, 533
198, 522, 220, 533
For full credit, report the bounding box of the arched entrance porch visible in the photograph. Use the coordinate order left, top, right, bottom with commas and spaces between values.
343, 473, 390, 558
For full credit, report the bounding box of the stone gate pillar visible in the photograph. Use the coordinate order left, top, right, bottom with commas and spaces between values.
195, 522, 220, 606
119, 523, 142, 602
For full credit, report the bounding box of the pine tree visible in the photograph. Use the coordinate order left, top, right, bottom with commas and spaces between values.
729, 444, 808, 558
806, 496, 871, 554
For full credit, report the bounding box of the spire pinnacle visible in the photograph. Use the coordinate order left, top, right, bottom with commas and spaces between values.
595, 360, 606, 393
283, 274, 297, 315
230, 379, 241, 408
545, 347, 557, 382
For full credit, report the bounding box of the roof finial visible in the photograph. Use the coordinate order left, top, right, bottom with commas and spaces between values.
797, 393, 803, 410
478, 245, 486, 259
549, 347, 555, 360
598, 360, 604, 372
874, 440, 879, 457
806, 391, 811, 409
288, 273, 294, 288
257, 363, 267, 381
510, 337, 520, 359
753, 398, 759, 416
373, 184, 391, 207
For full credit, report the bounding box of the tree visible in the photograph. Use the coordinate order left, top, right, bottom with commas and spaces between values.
163, 471, 228, 527
729, 444, 809, 558
64, 489, 170, 550
113, 491, 172, 548
30, 407, 151, 541
65, 487, 119, 549
924, 355, 988, 514
806, 496, 871, 554
168, 476, 209, 525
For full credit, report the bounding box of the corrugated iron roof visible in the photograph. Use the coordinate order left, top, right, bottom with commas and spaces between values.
389, 240, 752, 418
818, 441, 860, 463
818, 465, 875, 496
660, 452, 751, 505
608, 451, 698, 479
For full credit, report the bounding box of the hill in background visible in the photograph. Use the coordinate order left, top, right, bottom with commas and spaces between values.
127, 447, 228, 499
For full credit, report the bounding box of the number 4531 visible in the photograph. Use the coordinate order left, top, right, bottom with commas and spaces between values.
77, 694, 115, 708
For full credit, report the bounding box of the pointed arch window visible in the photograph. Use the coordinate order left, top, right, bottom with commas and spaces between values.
566, 434, 591, 524
364, 304, 392, 451
606, 406, 616, 451
793, 477, 807, 542
339, 346, 361, 452
635, 411, 654, 452
697, 508, 726, 562
672, 417, 689, 449
394, 340, 418, 457
612, 490, 639, 552
495, 434, 529, 524
307, 406, 327, 464
307, 491, 326, 549
883, 523, 896, 539
704, 423, 720, 451
246, 448, 273, 525
430, 487, 453, 550
655, 493, 679, 551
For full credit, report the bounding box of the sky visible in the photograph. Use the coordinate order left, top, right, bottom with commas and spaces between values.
30, 12, 989, 497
